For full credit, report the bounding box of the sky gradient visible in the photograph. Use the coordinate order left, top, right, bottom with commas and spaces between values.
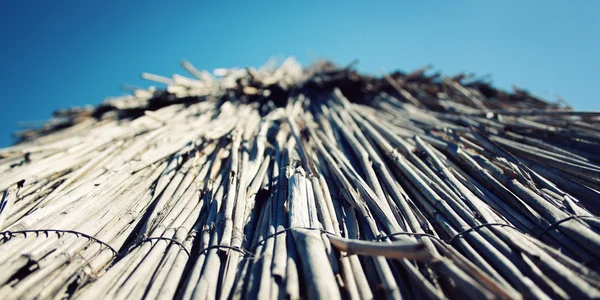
1, 1, 599, 147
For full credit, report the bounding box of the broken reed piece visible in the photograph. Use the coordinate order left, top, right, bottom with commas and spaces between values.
327, 234, 436, 261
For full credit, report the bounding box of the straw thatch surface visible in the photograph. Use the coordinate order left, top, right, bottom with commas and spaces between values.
1, 58, 599, 300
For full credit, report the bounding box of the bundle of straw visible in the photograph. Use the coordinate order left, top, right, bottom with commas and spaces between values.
1, 58, 599, 299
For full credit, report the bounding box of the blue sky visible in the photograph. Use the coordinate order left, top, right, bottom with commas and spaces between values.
1, 1, 599, 147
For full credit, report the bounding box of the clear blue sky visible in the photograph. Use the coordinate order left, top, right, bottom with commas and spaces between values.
1, 1, 599, 147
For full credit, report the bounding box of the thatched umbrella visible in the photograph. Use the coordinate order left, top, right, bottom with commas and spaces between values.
1, 58, 599, 299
